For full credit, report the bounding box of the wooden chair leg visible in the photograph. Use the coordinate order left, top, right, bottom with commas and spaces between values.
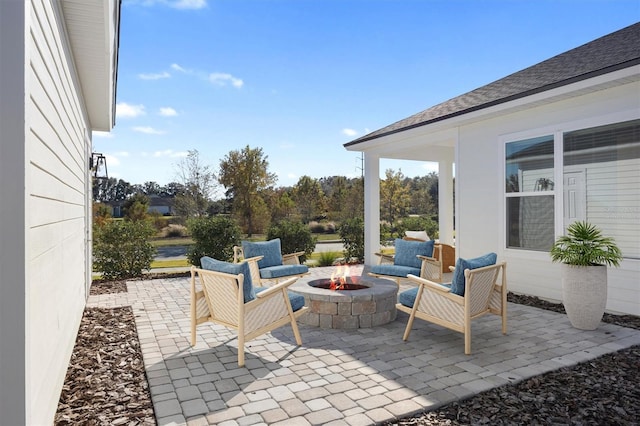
403, 313, 416, 341
238, 335, 245, 367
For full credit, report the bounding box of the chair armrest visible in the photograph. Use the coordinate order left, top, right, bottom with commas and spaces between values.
255, 276, 299, 299
282, 252, 305, 265
374, 252, 394, 265
407, 274, 450, 293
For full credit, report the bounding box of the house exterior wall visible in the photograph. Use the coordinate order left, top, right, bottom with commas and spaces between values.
1, 1, 95, 424
457, 80, 640, 315
0, 3, 27, 426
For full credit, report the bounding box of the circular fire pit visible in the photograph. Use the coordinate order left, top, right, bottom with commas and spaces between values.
290, 271, 398, 329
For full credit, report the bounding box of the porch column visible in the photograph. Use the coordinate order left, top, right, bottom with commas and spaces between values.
438, 158, 455, 245
364, 152, 380, 265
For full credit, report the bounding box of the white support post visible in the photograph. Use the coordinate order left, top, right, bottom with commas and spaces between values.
438, 158, 455, 245
364, 152, 380, 265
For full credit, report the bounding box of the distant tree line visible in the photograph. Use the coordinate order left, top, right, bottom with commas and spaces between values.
93, 147, 444, 237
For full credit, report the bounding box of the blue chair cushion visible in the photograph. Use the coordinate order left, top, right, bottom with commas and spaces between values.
242, 239, 283, 269
398, 287, 419, 308
370, 264, 420, 278
393, 238, 435, 269
399, 283, 452, 308
200, 256, 256, 303
255, 287, 306, 312
260, 264, 309, 279
450, 252, 497, 296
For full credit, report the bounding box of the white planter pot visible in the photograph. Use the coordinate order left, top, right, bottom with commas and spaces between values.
561, 264, 607, 330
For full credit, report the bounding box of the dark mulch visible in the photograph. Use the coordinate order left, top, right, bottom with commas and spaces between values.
89, 280, 128, 295
55, 307, 155, 425
61, 278, 639, 425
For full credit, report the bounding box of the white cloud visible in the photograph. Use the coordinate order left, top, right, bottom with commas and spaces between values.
171, 0, 207, 9
209, 72, 244, 88
342, 128, 358, 137
116, 102, 146, 118
104, 154, 121, 167
153, 149, 189, 158
159, 107, 178, 116
138, 71, 171, 80
115, 151, 130, 157
133, 126, 165, 135
171, 63, 188, 73
93, 131, 114, 138
125, 0, 207, 9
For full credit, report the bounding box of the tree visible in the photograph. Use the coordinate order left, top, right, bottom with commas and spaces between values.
93, 177, 134, 203
122, 193, 150, 222
292, 176, 326, 223
218, 145, 276, 236
141, 181, 161, 196
173, 150, 217, 218
340, 177, 364, 221
380, 169, 411, 224
408, 174, 436, 216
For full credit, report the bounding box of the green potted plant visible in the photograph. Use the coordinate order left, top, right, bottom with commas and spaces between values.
550, 221, 622, 330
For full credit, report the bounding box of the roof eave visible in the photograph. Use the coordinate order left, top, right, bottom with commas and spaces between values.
344, 58, 640, 149
61, 0, 121, 132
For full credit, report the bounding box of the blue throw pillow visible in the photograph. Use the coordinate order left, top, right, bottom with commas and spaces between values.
450, 252, 497, 296
242, 239, 283, 269
393, 238, 435, 269
200, 256, 256, 303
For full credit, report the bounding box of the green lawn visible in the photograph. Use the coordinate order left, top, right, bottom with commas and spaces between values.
151, 233, 340, 247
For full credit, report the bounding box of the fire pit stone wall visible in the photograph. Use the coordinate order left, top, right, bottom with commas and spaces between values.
290, 270, 398, 329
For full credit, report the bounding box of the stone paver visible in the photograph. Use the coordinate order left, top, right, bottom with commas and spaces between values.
87, 266, 640, 425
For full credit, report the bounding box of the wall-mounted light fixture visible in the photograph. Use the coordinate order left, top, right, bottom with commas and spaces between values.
90, 153, 108, 180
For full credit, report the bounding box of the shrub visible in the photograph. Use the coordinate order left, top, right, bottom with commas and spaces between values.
308, 221, 326, 234
187, 216, 241, 266
267, 220, 316, 263
93, 220, 157, 280
396, 216, 439, 240
339, 217, 364, 263
317, 251, 340, 267
162, 224, 188, 238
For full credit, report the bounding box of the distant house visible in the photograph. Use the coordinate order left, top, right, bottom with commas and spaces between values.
345, 23, 639, 316
107, 195, 175, 217
0, 1, 120, 424
148, 195, 175, 216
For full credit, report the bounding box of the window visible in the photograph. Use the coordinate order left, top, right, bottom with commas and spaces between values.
563, 119, 640, 259
505, 135, 555, 251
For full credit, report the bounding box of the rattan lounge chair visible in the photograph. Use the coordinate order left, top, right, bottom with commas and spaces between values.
190, 259, 308, 366
397, 259, 507, 354
233, 238, 309, 285
369, 238, 443, 285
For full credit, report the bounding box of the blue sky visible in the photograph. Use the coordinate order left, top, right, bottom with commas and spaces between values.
94, 0, 639, 191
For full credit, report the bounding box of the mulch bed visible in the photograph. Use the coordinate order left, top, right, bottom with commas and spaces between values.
54, 307, 155, 425
57, 279, 639, 425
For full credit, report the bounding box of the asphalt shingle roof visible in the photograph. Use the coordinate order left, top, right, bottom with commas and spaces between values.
345, 22, 640, 147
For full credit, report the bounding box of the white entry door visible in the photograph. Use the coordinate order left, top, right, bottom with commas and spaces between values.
563, 171, 586, 228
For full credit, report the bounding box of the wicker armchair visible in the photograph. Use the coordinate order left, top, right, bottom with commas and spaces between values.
397, 261, 507, 354
369, 238, 442, 285
233, 238, 309, 285
191, 262, 308, 366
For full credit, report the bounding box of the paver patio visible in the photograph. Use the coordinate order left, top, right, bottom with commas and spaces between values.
87, 266, 640, 426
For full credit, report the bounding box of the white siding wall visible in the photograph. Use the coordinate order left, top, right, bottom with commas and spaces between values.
0, 3, 27, 426
458, 81, 640, 315
26, 1, 91, 424
567, 159, 640, 257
